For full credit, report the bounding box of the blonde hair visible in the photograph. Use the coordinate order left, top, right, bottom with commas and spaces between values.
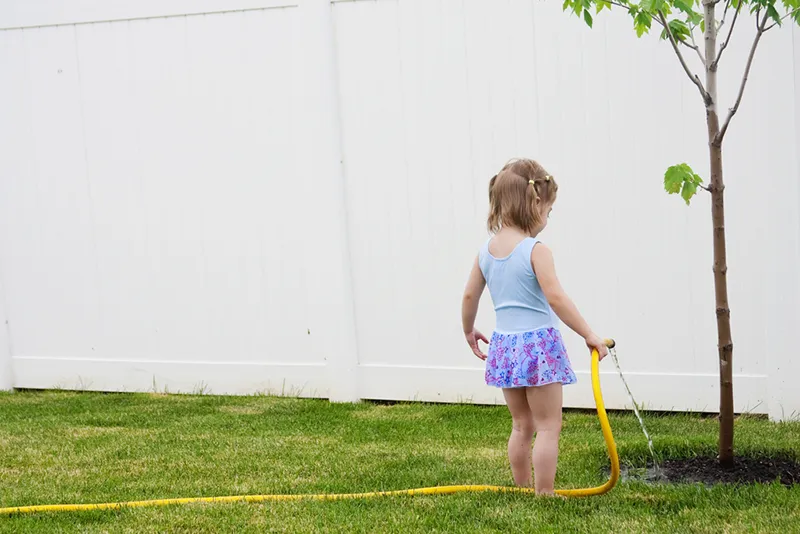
487, 158, 558, 235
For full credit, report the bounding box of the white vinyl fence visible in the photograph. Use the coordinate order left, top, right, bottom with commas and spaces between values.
1, 0, 799, 420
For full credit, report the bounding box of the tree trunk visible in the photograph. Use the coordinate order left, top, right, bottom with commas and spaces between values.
707, 123, 734, 466
703, 0, 734, 466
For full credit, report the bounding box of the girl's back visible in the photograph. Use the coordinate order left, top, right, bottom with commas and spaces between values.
479, 235, 556, 334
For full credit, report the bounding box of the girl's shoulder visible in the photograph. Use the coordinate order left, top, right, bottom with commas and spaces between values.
528, 239, 555, 274
477, 237, 490, 264
517, 236, 540, 256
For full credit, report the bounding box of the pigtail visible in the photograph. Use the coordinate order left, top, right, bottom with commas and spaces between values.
487, 174, 500, 233
527, 179, 543, 232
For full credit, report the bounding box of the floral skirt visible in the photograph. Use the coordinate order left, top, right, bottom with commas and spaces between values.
485, 327, 577, 388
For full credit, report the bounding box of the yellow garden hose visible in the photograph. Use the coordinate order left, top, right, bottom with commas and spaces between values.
0, 341, 619, 515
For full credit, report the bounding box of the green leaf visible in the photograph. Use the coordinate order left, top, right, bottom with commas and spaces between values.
787, 0, 800, 25
659, 19, 690, 42
686, 10, 703, 25
596, 0, 612, 13
635, 11, 653, 36
562, 0, 586, 16
664, 163, 704, 205
668, 19, 691, 41
767, 3, 781, 25
681, 181, 698, 204
638, 0, 667, 12
673, 0, 694, 13
664, 165, 686, 194
700, 18, 705, 32
584, 8, 594, 26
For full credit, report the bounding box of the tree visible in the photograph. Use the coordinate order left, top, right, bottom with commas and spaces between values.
561, 0, 800, 465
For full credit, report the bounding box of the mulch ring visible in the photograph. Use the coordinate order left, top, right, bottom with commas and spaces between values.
619, 455, 800, 486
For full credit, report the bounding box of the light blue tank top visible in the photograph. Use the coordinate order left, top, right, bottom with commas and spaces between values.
478, 237, 558, 333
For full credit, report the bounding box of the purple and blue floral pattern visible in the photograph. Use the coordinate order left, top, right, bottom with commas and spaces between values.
485, 328, 577, 388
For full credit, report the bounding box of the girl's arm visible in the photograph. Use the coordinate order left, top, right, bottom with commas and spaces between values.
531, 243, 608, 359
462, 257, 489, 360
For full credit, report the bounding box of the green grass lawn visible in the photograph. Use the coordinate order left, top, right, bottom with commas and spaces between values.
0, 391, 798, 533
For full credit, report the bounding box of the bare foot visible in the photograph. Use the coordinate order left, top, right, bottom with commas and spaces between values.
536, 491, 567, 499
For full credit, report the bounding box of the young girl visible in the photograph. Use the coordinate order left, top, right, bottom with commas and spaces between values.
461, 158, 608, 495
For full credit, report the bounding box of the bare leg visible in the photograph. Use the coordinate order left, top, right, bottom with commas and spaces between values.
502, 388, 535, 487
526, 382, 563, 495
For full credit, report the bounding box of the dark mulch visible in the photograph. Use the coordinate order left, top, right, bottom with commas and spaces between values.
659, 456, 800, 486
620, 455, 800, 487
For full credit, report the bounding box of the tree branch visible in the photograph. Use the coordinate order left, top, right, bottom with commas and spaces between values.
658, 11, 711, 105
687, 27, 706, 66
765, 7, 800, 31
713, 2, 740, 69
716, 11, 768, 144
719, 0, 730, 27
601, 0, 632, 10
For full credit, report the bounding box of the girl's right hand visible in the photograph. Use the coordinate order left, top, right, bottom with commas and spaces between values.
465, 330, 489, 361
585, 334, 609, 361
